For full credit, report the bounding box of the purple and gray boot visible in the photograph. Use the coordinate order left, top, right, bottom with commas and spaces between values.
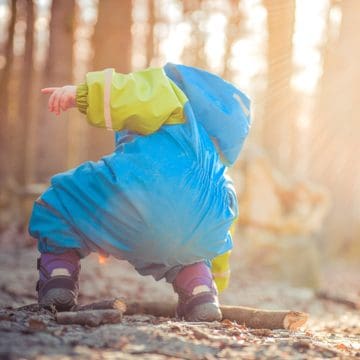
173, 262, 222, 322
36, 250, 80, 311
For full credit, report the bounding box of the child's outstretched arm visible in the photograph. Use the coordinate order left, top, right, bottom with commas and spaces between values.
42, 68, 188, 135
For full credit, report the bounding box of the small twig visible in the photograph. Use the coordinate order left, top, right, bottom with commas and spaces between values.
311, 342, 347, 357
56, 309, 123, 326
75, 298, 126, 312
316, 290, 360, 310
0, 285, 36, 300
124, 301, 309, 330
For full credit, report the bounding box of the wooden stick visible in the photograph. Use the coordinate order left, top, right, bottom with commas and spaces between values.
125, 301, 175, 318
75, 298, 127, 312
316, 290, 360, 310
56, 309, 123, 327
124, 301, 309, 330
221, 305, 308, 330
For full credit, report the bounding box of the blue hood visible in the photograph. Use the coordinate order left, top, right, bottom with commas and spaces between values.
164, 63, 251, 165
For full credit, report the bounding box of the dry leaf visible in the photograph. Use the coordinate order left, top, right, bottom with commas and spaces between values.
221, 319, 234, 328
28, 317, 47, 331
335, 343, 350, 352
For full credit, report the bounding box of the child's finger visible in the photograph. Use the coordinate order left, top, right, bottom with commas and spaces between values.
41, 87, 59, 94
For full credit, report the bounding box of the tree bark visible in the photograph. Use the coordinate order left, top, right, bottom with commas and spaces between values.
0, 0, 17, 186
35, 0, 75, 182
222, 0, 243, 80
16, 0, 35, 187
86, 0, 133, 161
310, 0, 360, 250
181, 0, 208, 68
145, 0, 155, 67
261, 0, 296, 173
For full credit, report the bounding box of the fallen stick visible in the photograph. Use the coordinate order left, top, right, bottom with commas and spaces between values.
75, 298, 127, 312
16, 299, 127, 313
221, 305, 308, 330
124, 301, 309, 330
316, 290, 360, 310
125, 301, 174, 318
56, 309, 123, 327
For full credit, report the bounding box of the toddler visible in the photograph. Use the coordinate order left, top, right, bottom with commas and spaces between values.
30, 63, 250, 321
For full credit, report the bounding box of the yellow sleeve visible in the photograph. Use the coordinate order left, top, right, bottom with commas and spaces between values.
76, 67, 187, 134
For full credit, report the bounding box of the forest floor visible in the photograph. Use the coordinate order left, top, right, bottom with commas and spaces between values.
0, 231, 359, 359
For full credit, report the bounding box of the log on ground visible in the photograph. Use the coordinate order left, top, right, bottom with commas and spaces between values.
220, 305, 308, 330
56, 309, 123, 327
316, 290, 360, 310
124, 301, 309, 330
75, 298, 127, 312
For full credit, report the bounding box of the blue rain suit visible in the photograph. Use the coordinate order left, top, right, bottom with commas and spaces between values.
29, 63, 250, 281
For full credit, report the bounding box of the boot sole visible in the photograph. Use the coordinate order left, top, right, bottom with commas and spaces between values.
185, 302, 222, 322
39, 288, 77, 311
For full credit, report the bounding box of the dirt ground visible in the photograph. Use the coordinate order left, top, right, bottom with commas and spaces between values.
0, 231, 359, 359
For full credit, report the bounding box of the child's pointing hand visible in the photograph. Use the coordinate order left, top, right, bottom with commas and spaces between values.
41, 85, 77, 116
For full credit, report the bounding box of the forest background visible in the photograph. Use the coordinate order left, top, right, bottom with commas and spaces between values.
0, 0, 359, 288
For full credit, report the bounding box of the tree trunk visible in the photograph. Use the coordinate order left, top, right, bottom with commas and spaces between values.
145, 0, 155, 67
35, 0, 75, 182
222, 0, 243, 80
261, 0, 296, 173
87, 0, 133, 161
181, 0, 208, 68
15, 0, 35, 187
0, 0, 17, 187
310, 0, 360, 251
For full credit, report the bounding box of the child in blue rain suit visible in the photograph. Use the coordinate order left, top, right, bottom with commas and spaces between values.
30, 63, 250, 321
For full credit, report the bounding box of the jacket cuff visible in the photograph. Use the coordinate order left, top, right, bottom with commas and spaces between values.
76, 83, 88, 114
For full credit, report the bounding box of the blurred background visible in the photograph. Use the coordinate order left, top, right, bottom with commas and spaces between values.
0, 0, 359, 288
